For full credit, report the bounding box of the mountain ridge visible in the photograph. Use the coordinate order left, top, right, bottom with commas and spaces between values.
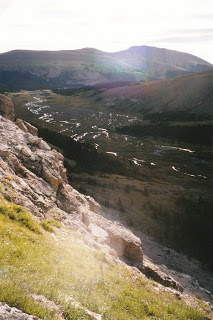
0, 45, 212, 90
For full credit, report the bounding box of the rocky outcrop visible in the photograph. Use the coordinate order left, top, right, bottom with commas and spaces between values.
0, 94, 14, 121
142, 259, 183, 292
0, 302, 39, 320
16, 118, 38, 136
85, 211, 143, 264
0, 114, 143, 268
0, 116, 87, 218
107, 224, 143, 263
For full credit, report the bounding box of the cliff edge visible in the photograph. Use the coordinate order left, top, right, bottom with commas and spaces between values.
0, 96, 143, 266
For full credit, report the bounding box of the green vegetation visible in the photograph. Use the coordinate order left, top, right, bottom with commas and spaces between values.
144, 110, 213, 122
40, 219, 62, 233
36, 125, 139, 178
52, 81, 134, 96
116, 123, 213, 145
0, 200, 41, 233
0, 70, 52, 91
0, 196, 209, 319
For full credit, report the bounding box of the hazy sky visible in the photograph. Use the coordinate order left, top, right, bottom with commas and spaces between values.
1, 0, 213, 63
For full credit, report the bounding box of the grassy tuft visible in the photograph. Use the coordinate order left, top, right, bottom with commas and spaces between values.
40, 221, 54, 233
0, 199, 41, 233
63, 304, 91, 320
40, 219, 62, 233
0, 281, 56, 319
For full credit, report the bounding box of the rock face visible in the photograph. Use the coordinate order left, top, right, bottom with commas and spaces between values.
0, 113, 143, 267
16, 118, 38, 136
0, 302, 39, 320
0, 94, 14, 121
142, 259, 184, 292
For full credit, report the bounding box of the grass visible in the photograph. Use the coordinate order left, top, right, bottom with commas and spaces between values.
0, 200, 41, 233
0, 281, 56, 319
40, 219, 62, 233
0, 196, 210, 319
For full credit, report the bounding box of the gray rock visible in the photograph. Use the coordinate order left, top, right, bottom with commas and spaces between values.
0, 302, 40, 320
0, 94, 14, 121
0, 146, 9, 158
142, 259, 184, 292
16, 119, 38, 136
107, 225, 143, 263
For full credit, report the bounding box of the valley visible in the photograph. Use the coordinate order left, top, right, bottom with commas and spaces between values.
10, 86, 213, 271
1, 0, 213, 317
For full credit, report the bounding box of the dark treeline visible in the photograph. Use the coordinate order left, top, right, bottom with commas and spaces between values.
0, 86, 13, 94
0, 71, 86, 91
0, 70, 52, 91
53, 86, 95, 96
53, 81, 135, 96
35, 125, 136, 177
149, 194, 213, 270
174, 195, 213, 269
143, 111, 212, 122
116, 123, 213, 145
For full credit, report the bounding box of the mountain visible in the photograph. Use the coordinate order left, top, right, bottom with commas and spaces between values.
113, 46, 213, 78
0, 46, 212, 90
96, 70, 213, 116
0, 95, 213, 319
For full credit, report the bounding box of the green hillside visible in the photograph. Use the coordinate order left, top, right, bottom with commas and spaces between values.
0, 195, 210, 319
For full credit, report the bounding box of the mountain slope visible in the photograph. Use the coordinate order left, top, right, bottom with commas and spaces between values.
100, 70, 213, 115
0, 48, 149, 90
0, 46, 212, 90
0, 95, 213, 319
113, 46, 213, 78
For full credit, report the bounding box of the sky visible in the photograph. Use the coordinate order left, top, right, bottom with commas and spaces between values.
0, 0, 213, 63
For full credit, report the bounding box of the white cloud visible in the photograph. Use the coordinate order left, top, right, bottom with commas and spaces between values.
0, 0, 213, 63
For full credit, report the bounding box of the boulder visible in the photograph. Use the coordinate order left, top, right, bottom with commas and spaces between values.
0, 145, 9, 158
107, 224, 143, 263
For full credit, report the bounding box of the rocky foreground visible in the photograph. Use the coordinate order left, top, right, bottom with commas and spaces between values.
0, 93, 212, 319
